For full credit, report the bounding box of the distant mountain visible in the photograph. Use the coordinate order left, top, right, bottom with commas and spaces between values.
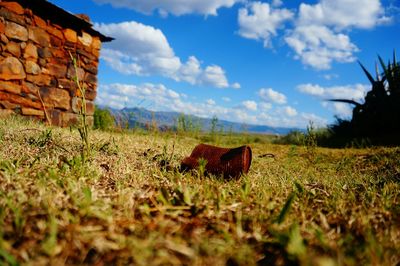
108, 107, 303, 135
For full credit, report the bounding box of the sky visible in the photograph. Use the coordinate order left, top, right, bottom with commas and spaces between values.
50, 0, 400, 129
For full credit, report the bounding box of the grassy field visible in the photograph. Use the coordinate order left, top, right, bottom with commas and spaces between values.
0, 116, 399, 265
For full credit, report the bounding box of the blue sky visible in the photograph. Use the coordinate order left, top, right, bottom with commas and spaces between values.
50, 0, 399, 128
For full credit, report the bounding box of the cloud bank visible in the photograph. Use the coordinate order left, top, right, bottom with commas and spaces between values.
238, 0, 391, 69
95, 21, 237, 88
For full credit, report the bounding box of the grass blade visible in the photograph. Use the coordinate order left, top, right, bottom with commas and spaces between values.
276, 192, 296, 224
0, 249, 19, 266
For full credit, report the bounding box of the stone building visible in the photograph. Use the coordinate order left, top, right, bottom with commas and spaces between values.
0, 0, 112, 126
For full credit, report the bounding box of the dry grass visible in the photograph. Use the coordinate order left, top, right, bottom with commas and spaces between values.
0, 116, 399, 265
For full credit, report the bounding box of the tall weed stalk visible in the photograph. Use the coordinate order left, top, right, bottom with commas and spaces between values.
69, 52, 90, 162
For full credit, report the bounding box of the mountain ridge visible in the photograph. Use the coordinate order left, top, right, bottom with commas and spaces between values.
107, 107, 303, 135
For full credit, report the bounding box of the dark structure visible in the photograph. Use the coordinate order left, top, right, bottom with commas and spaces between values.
0, 0, 112, 126
181, 144, 252, 179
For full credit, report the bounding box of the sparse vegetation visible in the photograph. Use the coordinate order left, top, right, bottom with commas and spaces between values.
176, 114, 202, 137
0, 115, 399, 265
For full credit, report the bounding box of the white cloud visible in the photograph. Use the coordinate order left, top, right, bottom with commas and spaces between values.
231, 82, 241, 89
222, 97, 231, 102
97, 21, 180, 76
297, 83, 325, 96
96, 83, 183, 110
92, 0, 243, 16
258, 88, 287, 104
95, 21, 180, 77
285, 0, 390, 69
241, 100, 258, 111
297, 0, 390, 30
298, 83, 370, 117
330, 102, 353, 117
95, 21, 233, 88
178, 56, 202, 84
322, 73, 339, 80
97, 83, 232, 121
258, 110, 327, 128
206, 99, 216, 105
297, 83, 369, 102
285, 25, 359, 70
100, 49, 142, 75
259, 102, 272, 111
238, 2, 294, 47
299, 113, 328, 127
281, 106, 298, 117
200, 65, 229, 88
236, 0, 391, 70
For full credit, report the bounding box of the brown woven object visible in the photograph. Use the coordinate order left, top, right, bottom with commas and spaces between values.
181, 144, 252, 179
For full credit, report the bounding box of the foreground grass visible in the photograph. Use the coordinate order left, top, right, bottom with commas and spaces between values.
0, 116, 399, 265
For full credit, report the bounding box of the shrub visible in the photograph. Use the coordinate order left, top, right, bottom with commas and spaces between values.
327, 50, 400, 147
274, 130, 305, 145
93, 106, 115, 131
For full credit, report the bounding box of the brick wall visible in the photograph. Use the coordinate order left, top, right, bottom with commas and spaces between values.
0, 1, 101, 126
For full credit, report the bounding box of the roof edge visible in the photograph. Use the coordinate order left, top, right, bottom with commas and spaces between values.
3, 0, 113, 42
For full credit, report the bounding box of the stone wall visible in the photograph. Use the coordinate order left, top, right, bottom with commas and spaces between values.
0, 1, 101, 126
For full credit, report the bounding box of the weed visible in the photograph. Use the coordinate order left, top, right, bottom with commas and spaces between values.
0, 249, 18, 266
41, 214, 59, 256
276, 192, 296, 224
6, 199, 25, 238
97, 138, 119, 156
210, 115, 219, 142
197, 158, 208, 178
304, 121, 318, 162
0, 159, 19, 177
27, 129, 53, 148
69, 52, 90, 163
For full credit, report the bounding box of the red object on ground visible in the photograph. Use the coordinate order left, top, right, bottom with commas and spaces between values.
181, 144, 252, 179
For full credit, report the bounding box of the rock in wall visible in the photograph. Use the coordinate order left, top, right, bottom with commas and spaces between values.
0, 1, 102, 126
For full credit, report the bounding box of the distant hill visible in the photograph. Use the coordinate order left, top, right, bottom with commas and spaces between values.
108, 107, 303, 135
